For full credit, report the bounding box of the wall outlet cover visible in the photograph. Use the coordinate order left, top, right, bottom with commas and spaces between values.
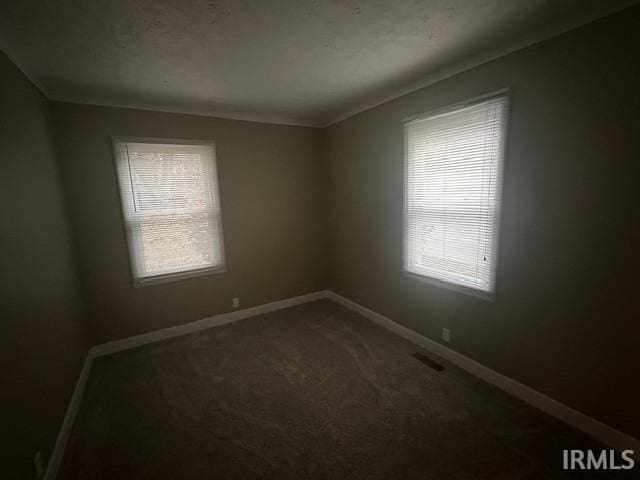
442, 328, 451, 343
232, 297, 240, 308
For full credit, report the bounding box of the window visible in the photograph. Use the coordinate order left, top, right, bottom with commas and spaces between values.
113, 138, 225, 286
403, 92, 508, 296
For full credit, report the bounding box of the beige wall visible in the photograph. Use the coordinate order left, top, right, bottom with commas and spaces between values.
52, 103, 327, 343
3, 7, 639, 476
325, 8, 640, 438
0, 52, 89, 478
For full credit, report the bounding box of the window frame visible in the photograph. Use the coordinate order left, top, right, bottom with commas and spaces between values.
111, 136, 227, 288
401, 89, 510, 301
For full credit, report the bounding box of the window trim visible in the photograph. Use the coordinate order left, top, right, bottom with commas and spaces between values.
133, 265, 226, 288
401, 88, 511, 300
111, 136, 227, 288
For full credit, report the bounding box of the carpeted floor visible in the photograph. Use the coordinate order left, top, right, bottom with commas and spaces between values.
59, 300, 630, 479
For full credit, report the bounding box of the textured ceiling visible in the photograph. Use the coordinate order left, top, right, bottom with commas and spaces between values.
0, 0, 637, 126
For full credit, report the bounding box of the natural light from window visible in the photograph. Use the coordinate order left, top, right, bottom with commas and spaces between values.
403, 93, 508, 295
113, 139, 225, 285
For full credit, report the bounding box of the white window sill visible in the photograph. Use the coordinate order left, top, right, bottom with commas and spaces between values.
402, 270, 495, 302
133, 266, 226, 288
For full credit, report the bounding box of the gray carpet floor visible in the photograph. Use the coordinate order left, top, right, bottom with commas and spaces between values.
59, 300, 632, 479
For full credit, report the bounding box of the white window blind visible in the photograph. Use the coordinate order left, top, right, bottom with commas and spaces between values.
113, 139, 225, 285
403, 93, 508, 294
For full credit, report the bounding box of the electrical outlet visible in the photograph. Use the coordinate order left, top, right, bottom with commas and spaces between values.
232, 297, 240, 308
34, 451, 43, 479
442, 328, 451, 343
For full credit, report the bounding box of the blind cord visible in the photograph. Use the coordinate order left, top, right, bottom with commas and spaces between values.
125, 144, 137, 213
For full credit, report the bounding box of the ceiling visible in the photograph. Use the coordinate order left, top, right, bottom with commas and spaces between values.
0, 0, 636, 126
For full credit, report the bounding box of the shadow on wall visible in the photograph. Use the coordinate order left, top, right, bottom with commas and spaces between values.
324, 7, 640, 440
0, 51, 90, 479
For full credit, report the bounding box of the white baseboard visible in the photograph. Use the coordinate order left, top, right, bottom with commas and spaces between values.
91, 290, 329, 358
44, 353, 93, 480
45, 290, 328, 480
45, 287, 638, 480
325, 290, 640, 453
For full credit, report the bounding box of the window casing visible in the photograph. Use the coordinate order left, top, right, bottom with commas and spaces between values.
403, 92, 509, 297
113, 138, 225, 286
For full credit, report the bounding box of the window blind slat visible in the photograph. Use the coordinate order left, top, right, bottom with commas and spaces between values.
403, 94, 508, 294
114, 140, 225, 282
